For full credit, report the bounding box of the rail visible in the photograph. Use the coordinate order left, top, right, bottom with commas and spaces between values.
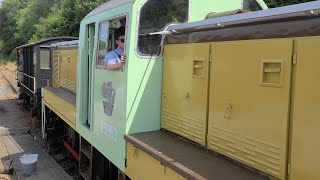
17, 71, 36, 94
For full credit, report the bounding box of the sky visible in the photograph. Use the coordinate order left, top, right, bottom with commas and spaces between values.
0, 0, 2, 6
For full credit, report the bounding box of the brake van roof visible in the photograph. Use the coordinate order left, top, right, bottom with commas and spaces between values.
16, 36, 78, 49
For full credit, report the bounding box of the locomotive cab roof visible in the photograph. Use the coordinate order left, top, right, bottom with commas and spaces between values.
84, 0, 134, 19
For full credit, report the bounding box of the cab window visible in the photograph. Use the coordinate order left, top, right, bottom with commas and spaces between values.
97, 17, 126, 71
138, 0, 188, 56
243, 0, 263, 11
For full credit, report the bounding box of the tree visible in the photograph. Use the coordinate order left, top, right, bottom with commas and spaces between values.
0, 0, 29, 57
31, 0, 108, 41
15, 0, 59, 43
0, 0, 107, 56
30, 5, 64, 42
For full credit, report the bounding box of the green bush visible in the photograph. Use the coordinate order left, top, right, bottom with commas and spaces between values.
0, 50, 16, 64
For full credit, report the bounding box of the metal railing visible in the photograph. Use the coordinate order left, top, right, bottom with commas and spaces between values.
17, 71, 36, 94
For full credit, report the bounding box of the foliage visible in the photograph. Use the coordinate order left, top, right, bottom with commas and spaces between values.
32, 0, 108, 41
0, 0, 29, 56
30, 5, 63, 42
0, 0, 108, 58
140, 0, 188, 30
16, 0, 59, 43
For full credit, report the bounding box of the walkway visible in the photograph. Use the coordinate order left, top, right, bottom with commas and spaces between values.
0, 65, 72, 180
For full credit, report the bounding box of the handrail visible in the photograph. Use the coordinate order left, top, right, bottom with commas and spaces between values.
15, 69, 18, 80
17, 71, 36, 94
20, 72, 35, 79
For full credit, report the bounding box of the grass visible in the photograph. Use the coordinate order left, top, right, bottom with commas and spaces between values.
0, 59, 9, 65
0, 54, 16, 73
0, 53, 14, 65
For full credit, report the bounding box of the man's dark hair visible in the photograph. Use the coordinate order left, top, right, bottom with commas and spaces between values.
114, 27, 125, 40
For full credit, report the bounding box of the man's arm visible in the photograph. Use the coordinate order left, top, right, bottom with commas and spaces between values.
106, 63, 123, 71
104, 52, 126, 71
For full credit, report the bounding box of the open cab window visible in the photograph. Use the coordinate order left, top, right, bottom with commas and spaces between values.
137, 0, 189, 56
243, 0, 263, 11
97, 17, 127, 71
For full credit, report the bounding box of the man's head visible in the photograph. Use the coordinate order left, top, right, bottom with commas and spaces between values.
115, 27, 125, 50
18, 49, 23, 56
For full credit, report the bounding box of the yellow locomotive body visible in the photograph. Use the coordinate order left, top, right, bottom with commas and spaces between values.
126, 37, 320, 180
125, 3, 320, 180
42, 40, 78, 130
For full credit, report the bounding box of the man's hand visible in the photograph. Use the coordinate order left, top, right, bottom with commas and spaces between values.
120, 55, 126, 63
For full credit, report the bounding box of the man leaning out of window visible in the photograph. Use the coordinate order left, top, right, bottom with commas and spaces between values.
104, 27, 126, 71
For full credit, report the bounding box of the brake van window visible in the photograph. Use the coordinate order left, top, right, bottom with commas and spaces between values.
138, 0, 188, 56
40, 48, 50, 69
97, 17, 126, 71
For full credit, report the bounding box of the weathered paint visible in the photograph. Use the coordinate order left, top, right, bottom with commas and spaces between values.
208, 39, 293, 180
125, 143, 185, 180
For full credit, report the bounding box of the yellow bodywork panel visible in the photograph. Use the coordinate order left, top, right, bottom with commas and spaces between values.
162, 44, 210, 145
208, 39, 293, 179
55, 48, 78, 93
68, 49, 78, 86
59, 50, 68, 85
290, 37, 320, 180
52, 50, 60, 87
125, 143, 185, 180
43, 88, 76, 129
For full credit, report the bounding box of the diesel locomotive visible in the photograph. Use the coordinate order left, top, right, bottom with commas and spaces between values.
36, 0, 320, 180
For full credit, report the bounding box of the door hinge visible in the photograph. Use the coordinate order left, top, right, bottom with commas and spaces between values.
287, 163, 291, 175
292, 53, 297, 65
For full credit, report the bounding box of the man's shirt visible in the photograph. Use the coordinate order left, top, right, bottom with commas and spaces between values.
103, 48, 123, 65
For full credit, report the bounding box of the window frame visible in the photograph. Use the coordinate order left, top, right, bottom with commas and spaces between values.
84, 22, 96, 129
95, 13, 128, 71
96, 20, 110, 69
135, 0, 189, 58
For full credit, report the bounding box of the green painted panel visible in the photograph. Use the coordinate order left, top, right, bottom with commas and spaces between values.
189, 0, 268, 21
77, 3, 132, 171
189, 0, 241, 21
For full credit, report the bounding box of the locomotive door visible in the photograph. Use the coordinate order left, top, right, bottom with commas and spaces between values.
68, 49, 78, 93
59, 50, 69, 89
52, 49, 60, 87
60, 48, 77, 92
207, 39, 293, 180
84, 17, 128, 169
290, 37, 320, 180
162, 44, 210, 146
